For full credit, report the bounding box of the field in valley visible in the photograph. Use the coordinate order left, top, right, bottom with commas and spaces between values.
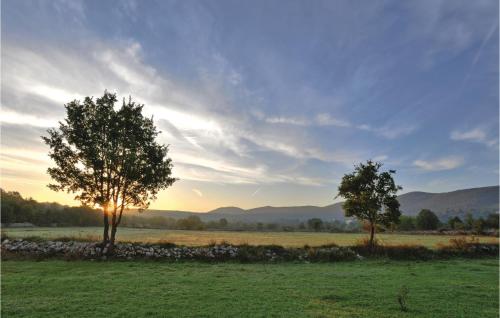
3, 227, 498, 248
2, 259, 498, 318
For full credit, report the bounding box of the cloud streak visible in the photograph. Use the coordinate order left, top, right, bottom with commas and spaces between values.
1, 40, 361, 187
413, 156, 464, 171
451, 127, 498, 148
261, 113, 417, 139
192, 189, 203, 197
1, 0, 498, 209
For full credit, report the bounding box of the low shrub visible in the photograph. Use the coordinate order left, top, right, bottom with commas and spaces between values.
397, 285, 410, 312
155, 240, 177, 248
21, 235, 46, 242
53, 235, 99, 242
318, 242, 339, 248
436, 237, 498, 257
218, 240, 231, 246
352, 238, 384, 255
383, 245, 433, 260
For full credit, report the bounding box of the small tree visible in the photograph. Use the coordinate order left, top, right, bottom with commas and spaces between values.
337, 160, 402, 247
464, 213, 474, 230
472, 218, 485, 234
43, 91, 176, 249
307, 218, 324, 232
448, 216, 463, 230
415, 209, 439, 230
219, 218, 228, 228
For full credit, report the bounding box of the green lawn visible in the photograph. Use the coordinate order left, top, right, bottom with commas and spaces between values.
1, 259, 498, 317
3, 227, 498, 248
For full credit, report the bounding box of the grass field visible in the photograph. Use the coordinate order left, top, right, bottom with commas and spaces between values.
3, 226, 498, 248
2, 259, 498, 318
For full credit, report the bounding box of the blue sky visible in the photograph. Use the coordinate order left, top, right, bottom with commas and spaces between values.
1, 0, 498, 211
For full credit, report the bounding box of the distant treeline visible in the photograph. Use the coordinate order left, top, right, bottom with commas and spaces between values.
1, 189, 498, 233
398, 209, 498, 233
0, 190, 361, 232
1, 190, 102, 226
120, 215, 362, 232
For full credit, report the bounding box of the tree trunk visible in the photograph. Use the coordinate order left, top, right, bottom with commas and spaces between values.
104, 207, 118, 255
110, 224, 118, 247
369, 221, 375, 249
102, 206, 110, 244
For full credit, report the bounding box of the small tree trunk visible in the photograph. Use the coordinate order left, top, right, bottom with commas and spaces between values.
369, 221, 375, 249
110, 224, 118, 247
102, 206, 110, 244
108, 208, 119, 254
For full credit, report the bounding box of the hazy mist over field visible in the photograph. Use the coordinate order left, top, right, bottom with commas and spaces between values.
1, 1, 498, 211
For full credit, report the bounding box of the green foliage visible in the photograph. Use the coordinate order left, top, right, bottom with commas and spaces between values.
448, 216, 463, 230
398, 216, 416, 231
415, 209, 440, 230
176, 215, 205, 230
42, 91, 176, 243
337, 160, 402, 245
472, 218, 486, 234
1, 189, 101, 226
307, 218, 324, 232
485, 213, 499, 229
219, 218, 228, 228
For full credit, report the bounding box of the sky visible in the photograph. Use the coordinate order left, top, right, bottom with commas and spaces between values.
1, 0, 499, 212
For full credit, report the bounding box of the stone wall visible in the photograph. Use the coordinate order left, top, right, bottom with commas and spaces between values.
2, 238, 497, 262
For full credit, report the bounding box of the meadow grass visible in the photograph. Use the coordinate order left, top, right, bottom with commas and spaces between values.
2, 259, 498, 318
3, 226, 498, 248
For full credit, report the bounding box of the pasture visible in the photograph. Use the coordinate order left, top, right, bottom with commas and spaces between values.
2, 259, 498, 318
3, 226, 497, 248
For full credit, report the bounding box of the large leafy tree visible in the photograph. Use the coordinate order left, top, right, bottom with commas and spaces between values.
42, 91, 176, 248
337, 160, 402, 247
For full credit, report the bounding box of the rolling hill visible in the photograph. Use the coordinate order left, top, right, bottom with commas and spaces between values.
134, 186, 499, 223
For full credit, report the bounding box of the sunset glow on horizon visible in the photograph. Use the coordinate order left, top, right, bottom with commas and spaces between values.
1, 1, 498, 212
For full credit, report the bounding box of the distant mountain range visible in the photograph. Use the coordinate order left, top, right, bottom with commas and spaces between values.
133, 186, 499, 223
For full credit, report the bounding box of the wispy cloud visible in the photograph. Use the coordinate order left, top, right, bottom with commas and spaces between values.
192, 188, 203, 197
373, 155, 388, 162
264, 116, 309, 126
1, 40, 356, 187
471, 20, 498, 67
315, 113, 351, 128
262, 113, 350, 128
261, 113, 416, 139
251, 188, 261, 197
413, 156, 464, 171
451, 127, 498, 148
375, 124, 418, 139
2, 0, 498, 209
